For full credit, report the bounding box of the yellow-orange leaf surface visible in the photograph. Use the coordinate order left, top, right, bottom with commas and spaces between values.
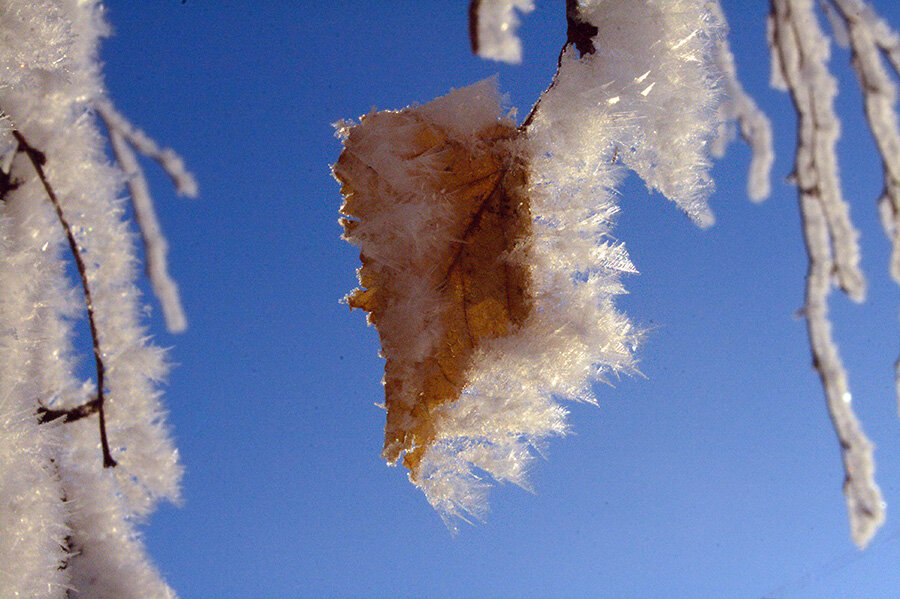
334, 90, 532, 480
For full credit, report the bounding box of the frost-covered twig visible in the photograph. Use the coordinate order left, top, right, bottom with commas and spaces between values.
769, 0, 865, 301
769, 0, 882, 548
801, 192, 884, 549
96, 100, 195, 333
468, 0, 535, 64
95, 101, 197, 197
826, 0, 900, 281
11, 129, 116, 469
519, 0, 600, 130
823, 0, 900, 414
708, 0, 774, 201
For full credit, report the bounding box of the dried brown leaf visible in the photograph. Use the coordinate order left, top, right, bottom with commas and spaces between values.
335, 105, 532, 479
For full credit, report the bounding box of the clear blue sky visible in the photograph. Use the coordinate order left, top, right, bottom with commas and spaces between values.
100, 2, 900, 597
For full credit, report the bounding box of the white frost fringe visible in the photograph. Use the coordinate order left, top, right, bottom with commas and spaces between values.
572, 0, 722, 226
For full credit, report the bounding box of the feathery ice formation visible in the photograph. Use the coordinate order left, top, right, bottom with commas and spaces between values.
337, 0, 724, 526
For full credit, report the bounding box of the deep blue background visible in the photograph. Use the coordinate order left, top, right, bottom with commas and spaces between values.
99, 2, 900, 597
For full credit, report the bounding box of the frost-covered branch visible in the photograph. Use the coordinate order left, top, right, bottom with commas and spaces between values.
11, 129, 116, 469
801, 190, 885, 548
826, 0, 900, 282
769, 0, 865, 301
768, 0, 883, 548
97, 100, 196, 334
0, 1, 183, 595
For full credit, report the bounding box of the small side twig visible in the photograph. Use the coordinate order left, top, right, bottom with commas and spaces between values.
96, 100, 196, 334
37, 397, 101, 424
12, 130, 116, 468
565, 0, 598, 57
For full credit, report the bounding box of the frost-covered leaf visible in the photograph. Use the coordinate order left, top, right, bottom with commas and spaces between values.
337, 0, 725, 525
335, 82, 532, 476
336, 80, 642, 523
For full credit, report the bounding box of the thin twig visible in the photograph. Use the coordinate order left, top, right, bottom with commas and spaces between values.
468, 0, 481, 55
565, 0, 598, 57
97, 111, 187, 332
12, 130, 116, 468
